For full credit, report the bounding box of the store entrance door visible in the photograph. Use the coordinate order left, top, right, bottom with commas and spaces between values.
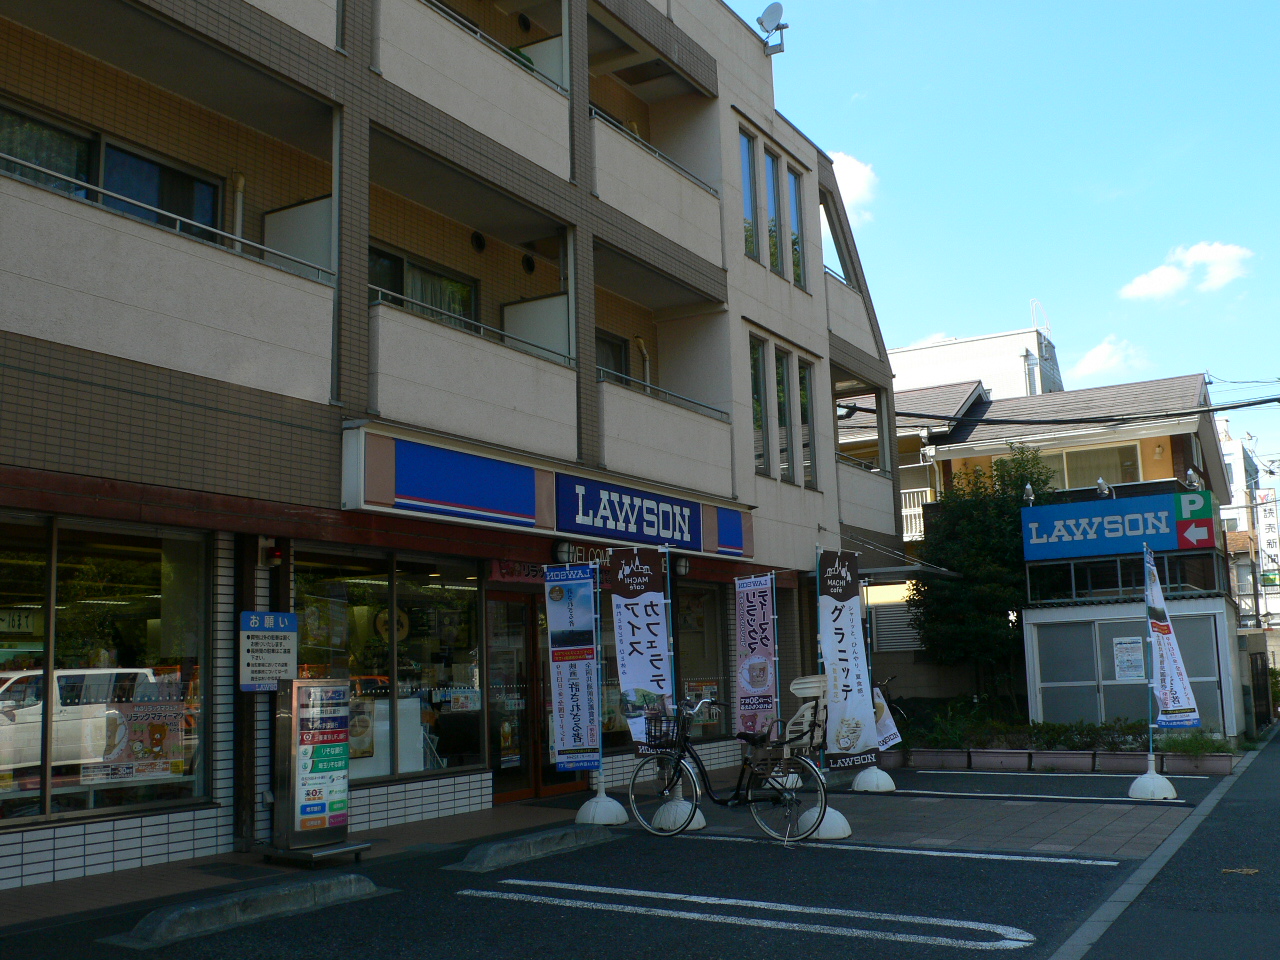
486, 592, 589, 803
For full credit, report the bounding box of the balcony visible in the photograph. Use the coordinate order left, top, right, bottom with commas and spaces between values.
825, 269, 879, 356
592, 110, 722, 266
901, 487, 935, 541
598, 371, 733, 498
0, 162, 335, 404
380, 0, 571, 179
836, 455, 897, 535
370, 293, 577, 461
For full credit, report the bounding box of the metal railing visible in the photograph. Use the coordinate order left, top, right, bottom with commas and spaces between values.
824, 264, 848, 284
370, 286, 576, 368
589, 107, 719, 198
596, 367, 730, 422
0, 151, 336, 285
836, 451, 879, 472
421, 0, 568, 95
901, 487, 934, 541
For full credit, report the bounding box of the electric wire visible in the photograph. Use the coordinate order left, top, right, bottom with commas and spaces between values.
837, 393, 1280, 427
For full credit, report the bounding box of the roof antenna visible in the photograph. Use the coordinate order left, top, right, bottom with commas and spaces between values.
757, 3, 788, 56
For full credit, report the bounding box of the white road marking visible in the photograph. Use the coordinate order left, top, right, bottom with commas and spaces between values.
894, 789, 1188, 804
680, 832, 1120, 866
457, 879, 1036, 951
914, 770, 1209, 780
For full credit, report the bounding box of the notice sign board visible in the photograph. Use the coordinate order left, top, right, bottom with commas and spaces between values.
544, 564, 601, 771
239, 611, 298, 692
274, 679, 350, 850
1113, 637, 1146, 681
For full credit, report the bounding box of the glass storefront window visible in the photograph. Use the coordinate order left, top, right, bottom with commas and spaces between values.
0, 522, 50, 820
675, 584, 728, 739
50, 526, 206, 814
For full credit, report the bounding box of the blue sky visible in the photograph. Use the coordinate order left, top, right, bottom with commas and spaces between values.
724, 0, 1280, 476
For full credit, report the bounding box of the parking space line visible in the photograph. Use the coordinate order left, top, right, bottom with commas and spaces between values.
893, 789, 1188, 805
457, 880, 1036, 950
679, 833, 1120, 866
914, 771, 1209, 780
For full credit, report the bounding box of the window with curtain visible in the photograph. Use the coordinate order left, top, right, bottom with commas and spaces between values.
368, 246, 477, 332
0, 105, 91, 198
776, 347, 795, 482
788, 168, 805, 287
1064, 445, 1140, 487
740, 132, 759, 260
765, 151, 783, 275
750, 336, 770, 475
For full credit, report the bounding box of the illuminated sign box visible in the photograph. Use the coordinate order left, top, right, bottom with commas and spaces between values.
1022, 491, 1217, 561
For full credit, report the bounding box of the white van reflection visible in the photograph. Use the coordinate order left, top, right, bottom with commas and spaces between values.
0, 669, 174, 771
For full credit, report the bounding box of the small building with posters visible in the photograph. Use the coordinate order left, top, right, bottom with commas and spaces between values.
1020, 483, 1271, 740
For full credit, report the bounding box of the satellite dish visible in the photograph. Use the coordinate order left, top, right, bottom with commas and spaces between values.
757, 2, 784, 34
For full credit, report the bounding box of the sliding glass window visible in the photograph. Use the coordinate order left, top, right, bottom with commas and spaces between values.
0, 105, 92, 197
776, 348, 795, 482
740, 132, 759, 260
765, 151, 783, 275
798, 360, 816, 488
788, 168, 806, 288
749, 337, 770, 475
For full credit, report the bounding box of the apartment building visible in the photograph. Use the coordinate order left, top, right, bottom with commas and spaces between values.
0, 0, 898, 884
887, 326, 1063, 401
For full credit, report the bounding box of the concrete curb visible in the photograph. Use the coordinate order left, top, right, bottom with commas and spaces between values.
99, 873, 384, 949
444, 823, 616, 873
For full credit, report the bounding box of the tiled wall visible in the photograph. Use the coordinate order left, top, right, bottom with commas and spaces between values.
595, 738, 742, 790
595, 287, 660, 383
348, 771, 492, 831
590, 75, 651, 141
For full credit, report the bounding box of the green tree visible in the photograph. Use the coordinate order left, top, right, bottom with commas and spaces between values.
907, 444, 1057, 708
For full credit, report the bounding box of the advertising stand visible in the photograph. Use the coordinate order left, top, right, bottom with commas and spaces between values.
269, 679, 369, 862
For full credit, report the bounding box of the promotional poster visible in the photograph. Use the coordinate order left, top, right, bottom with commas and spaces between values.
734, 573, 777, 735
817, 550, 879, 768
544, 564, 601, 770
1144, 545, 1200, 728
609, 548, 672, 745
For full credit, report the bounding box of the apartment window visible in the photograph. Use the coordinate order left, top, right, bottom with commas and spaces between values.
740, 132, 759, 260
765, 151, 783, 275
102, 144, 218, 239
596, 331, 630, 385
0, 104, 92, 197
1035, 444, 1140, 490
776, 347, 795, 482
749, 336, 770, 474
369, 246, 478, 331
788, 168, 806, 288
798, 360, 816, 487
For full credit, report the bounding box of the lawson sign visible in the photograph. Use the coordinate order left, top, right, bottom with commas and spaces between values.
556, 474, 702, 550
1022, 492, 1217, 561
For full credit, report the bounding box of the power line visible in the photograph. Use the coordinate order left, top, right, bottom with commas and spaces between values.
837, 393, 1280, 428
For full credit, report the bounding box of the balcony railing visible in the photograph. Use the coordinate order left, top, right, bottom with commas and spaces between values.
370, 286, 575, 367
596, 368, 729, 422
836, 452, 879, 472
422, 0, 568, 94
0, 152, 336, 285
901, 487, 934, 541
589, 107, 718, 198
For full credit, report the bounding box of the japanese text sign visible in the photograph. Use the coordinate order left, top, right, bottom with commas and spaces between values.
610, 548, 672, 747
817, 551, 878, 768
734, 573, 777, 735
544, 564, 601, 770
239, 611, 298, 692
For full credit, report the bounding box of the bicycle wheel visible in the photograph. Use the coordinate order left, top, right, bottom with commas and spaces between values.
748, 754, 827, 842
629, 752, 701, 836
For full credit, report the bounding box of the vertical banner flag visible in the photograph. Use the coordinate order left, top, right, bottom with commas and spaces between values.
735, 574, 777, 735
1144, 545, 1200, 728
818, 550, 879, 768
544, 564, 602, 770
872, 688, 903, 750
610, 548, 673, 745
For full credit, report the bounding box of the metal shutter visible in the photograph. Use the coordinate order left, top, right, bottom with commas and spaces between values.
872, 603, 922, 651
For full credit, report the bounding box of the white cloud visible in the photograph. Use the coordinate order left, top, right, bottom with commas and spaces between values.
830, 151, 878, 226
1119, 241, 1253, 299
1171, 241, 1254, 291
1068, 335, 1147, 381
1120, 264, 1188, 300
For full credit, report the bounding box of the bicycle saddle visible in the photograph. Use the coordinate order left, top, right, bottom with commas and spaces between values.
735, 730, 770, 748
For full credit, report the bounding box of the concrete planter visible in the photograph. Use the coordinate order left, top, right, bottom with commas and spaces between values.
1162, 753, 1233, 775
908, 748, 969, 769
1030, 750, 1095, 772
969, 749, 1030, 772
877, 749, 906, 770
1095, 751, 1163, 774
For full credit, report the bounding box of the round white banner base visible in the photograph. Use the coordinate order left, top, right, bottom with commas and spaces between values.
1128, 756, 1177, 800
852, 766, 896, 793
576, 782, 629, 825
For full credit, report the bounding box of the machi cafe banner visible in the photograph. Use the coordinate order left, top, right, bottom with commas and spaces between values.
609, 548, 673, 746
1144, 545, 1201, 728
817, 550, 878, 768
873, 688, 903, 750
735, 573, 778, 735
544, 564, 602, 770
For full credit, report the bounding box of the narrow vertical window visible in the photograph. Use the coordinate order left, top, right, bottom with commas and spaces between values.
788, 169, 806, 288
765, 151, 783, 274
776, 347, 794, 482
799, 360, 816, 487
740, 132, 759, 260
749, 336, 770, 474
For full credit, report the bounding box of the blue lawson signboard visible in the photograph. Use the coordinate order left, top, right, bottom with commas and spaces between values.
1022, 491, 1218, 561
555, 474, 702, 551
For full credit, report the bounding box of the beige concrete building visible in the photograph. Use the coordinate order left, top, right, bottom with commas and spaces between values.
0, 0, 898, 884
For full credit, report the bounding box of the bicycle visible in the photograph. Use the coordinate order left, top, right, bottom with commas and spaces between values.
627, 698, 827, 841
874, 675, 909, 731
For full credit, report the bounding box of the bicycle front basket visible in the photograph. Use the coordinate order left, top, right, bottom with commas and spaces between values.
644, 715, 681, 749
